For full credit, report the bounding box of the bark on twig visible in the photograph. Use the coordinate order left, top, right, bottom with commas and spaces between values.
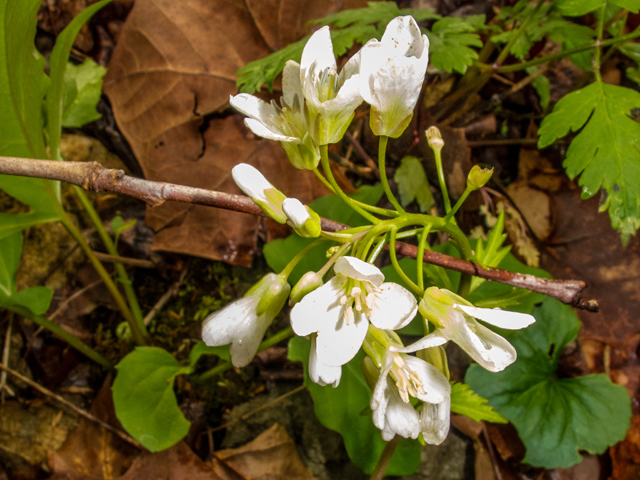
0, 156, 597, 311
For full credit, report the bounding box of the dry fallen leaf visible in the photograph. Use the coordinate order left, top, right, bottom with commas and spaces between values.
213, 423, 316, 480
103, 0, 363, 265
48, 376, 138, 480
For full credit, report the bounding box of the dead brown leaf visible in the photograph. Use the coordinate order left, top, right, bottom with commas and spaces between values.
48, 376, 138, 480
103, 0, 363, 265
212, 423, 315, 480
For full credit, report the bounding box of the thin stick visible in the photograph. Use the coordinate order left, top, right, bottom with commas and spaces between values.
0, 155, 596, 311
209, 385, 306, 433
48, 278, 104, 321
0, 362, 141, 448
92, 252, 156, 269
0, 315, 12, 402
143, 265, 189, 325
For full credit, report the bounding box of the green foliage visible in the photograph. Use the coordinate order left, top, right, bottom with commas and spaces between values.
470, 211, 510, 293
620, 43, 640, 86
111, 215, 137, 248
113, 347, 191, 451
527, 66, 550, 109
394, 156, 434, 213
188, 341, 231, 367
538, 82, 640, 244
557, 0, 640, 16
426, 16, 484, 74
466, 297, 631, 469
0, 233, 52, 315
450, 383, 507, 424
288, 336, 421, 475
264, 185, 383, 285
62, 59, 107, 128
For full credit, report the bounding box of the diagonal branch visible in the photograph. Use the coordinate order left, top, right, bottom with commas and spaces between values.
0, 155, 597, 312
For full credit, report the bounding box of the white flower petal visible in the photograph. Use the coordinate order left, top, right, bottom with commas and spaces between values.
381, 422, 396, 442
282, 198, 310, 227
201, 295, 259, 348
315, 308, 369, 366
340, 50, 361, 83
309, 336, 342, 387
229, 311, 271, 368
455, 304, 535, 330
282, 60, 303, 108
231, 163, 274, 200
447, 315, 517, 372
372, 383, 390, 431
244, 118, 298, 143
371, 352, 394, 410
420, 396, 450, 445
230, 94, 278, 126
403, 355, 451, 404
385, 383, 420, 440
322, 74, 363, 113
301, 26, 337, 77
389, 331, 448, 353
290, 277, 343, 336
367, 283, 418, 330
334, 256, 384, 287
381, 16, 426, 58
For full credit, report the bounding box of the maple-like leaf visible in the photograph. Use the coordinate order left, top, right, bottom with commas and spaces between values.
425, 16, 484, 74
538, 82, 640, 243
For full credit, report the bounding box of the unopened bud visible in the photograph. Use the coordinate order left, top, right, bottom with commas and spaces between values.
232, 164, 288, 223
467, 165, 493, 191
425, 127, 444, 152
361, 356, 380, 391
254, 273, 291, 317
417, 345, 450, 380
282, 198, 322, 238
289, 271, 324, 306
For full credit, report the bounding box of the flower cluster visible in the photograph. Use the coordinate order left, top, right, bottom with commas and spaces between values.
201, 15, 537, 448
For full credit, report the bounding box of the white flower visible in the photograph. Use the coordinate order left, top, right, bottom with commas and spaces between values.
290, 256, 417, 367
282, 197, 322, 238
359, 16, 430, 138
231, 163, 288, 224
420, 396, 450, 445
230, 61, 320, 170
371, 351, 451, 441
309, 335, 341, 387
392, 287, 536, 373
202, 273, 290, 367
300, 26, 363, 145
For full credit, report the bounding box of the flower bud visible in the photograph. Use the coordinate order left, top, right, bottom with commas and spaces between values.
425, 127, 444, 152
289, 271, 324, 306
282, 198, 322, 238
467, 165, 494, 191
231, 164, 288, 224
255, 273, 291, 318
417, 345, 450, 380
419, 286, 466, 329
361, 356, 380, 391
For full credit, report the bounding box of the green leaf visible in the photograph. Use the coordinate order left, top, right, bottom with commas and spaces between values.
188, 341, 231, 368
61, 59, 107, 128
288, 336, 420, 475
527, 66, 550, 109
394, 156, 434, 213
113, 347, 190, 452
538, 82, 640, 243
46, 0, 112, 160
470, 211, 510, 292
263, 185, 383, 285
450, 383, 507, 424
426, 16, 483, 74
465, 297, 631, 469
557, 0, 640, 15
0, 233, 52, 315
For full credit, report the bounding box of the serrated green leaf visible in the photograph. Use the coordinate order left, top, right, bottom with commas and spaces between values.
538, 82, 640, 243
426, 16, 483, 74
288, 336, 420, 475
0, 233, 52, 315
263, 185, 383, 285
527, 66, 551, 109
465, 297, 631, 469
394, 156, 434, 213
557, 0, 640, 15
113, 347, 190, 452
450, 383, 507, 424
61, 59, 106, 128
314, 2, 439, 30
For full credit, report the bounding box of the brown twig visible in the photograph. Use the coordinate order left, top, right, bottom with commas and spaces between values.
0, 362, 141, 448
92, 251, 156, 269
0, 156, 596, 311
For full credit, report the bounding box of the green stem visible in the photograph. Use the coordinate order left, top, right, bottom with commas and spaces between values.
280, 239, 327, 278
320, 146, 380, 224
72, 186, 147, 340
313, 169, 399, 218
594, 3, 607, 83
433, 146, 451, 213
444, 187, 472, 222
195, 327, 294, 382
370, 436, 401, 480
389, 228, 422, 296
416, 225, 431, 291
494, 0, 546, 67
8, 306, 113, 369
378, 136, 405, 214
367, 235, 388, 263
